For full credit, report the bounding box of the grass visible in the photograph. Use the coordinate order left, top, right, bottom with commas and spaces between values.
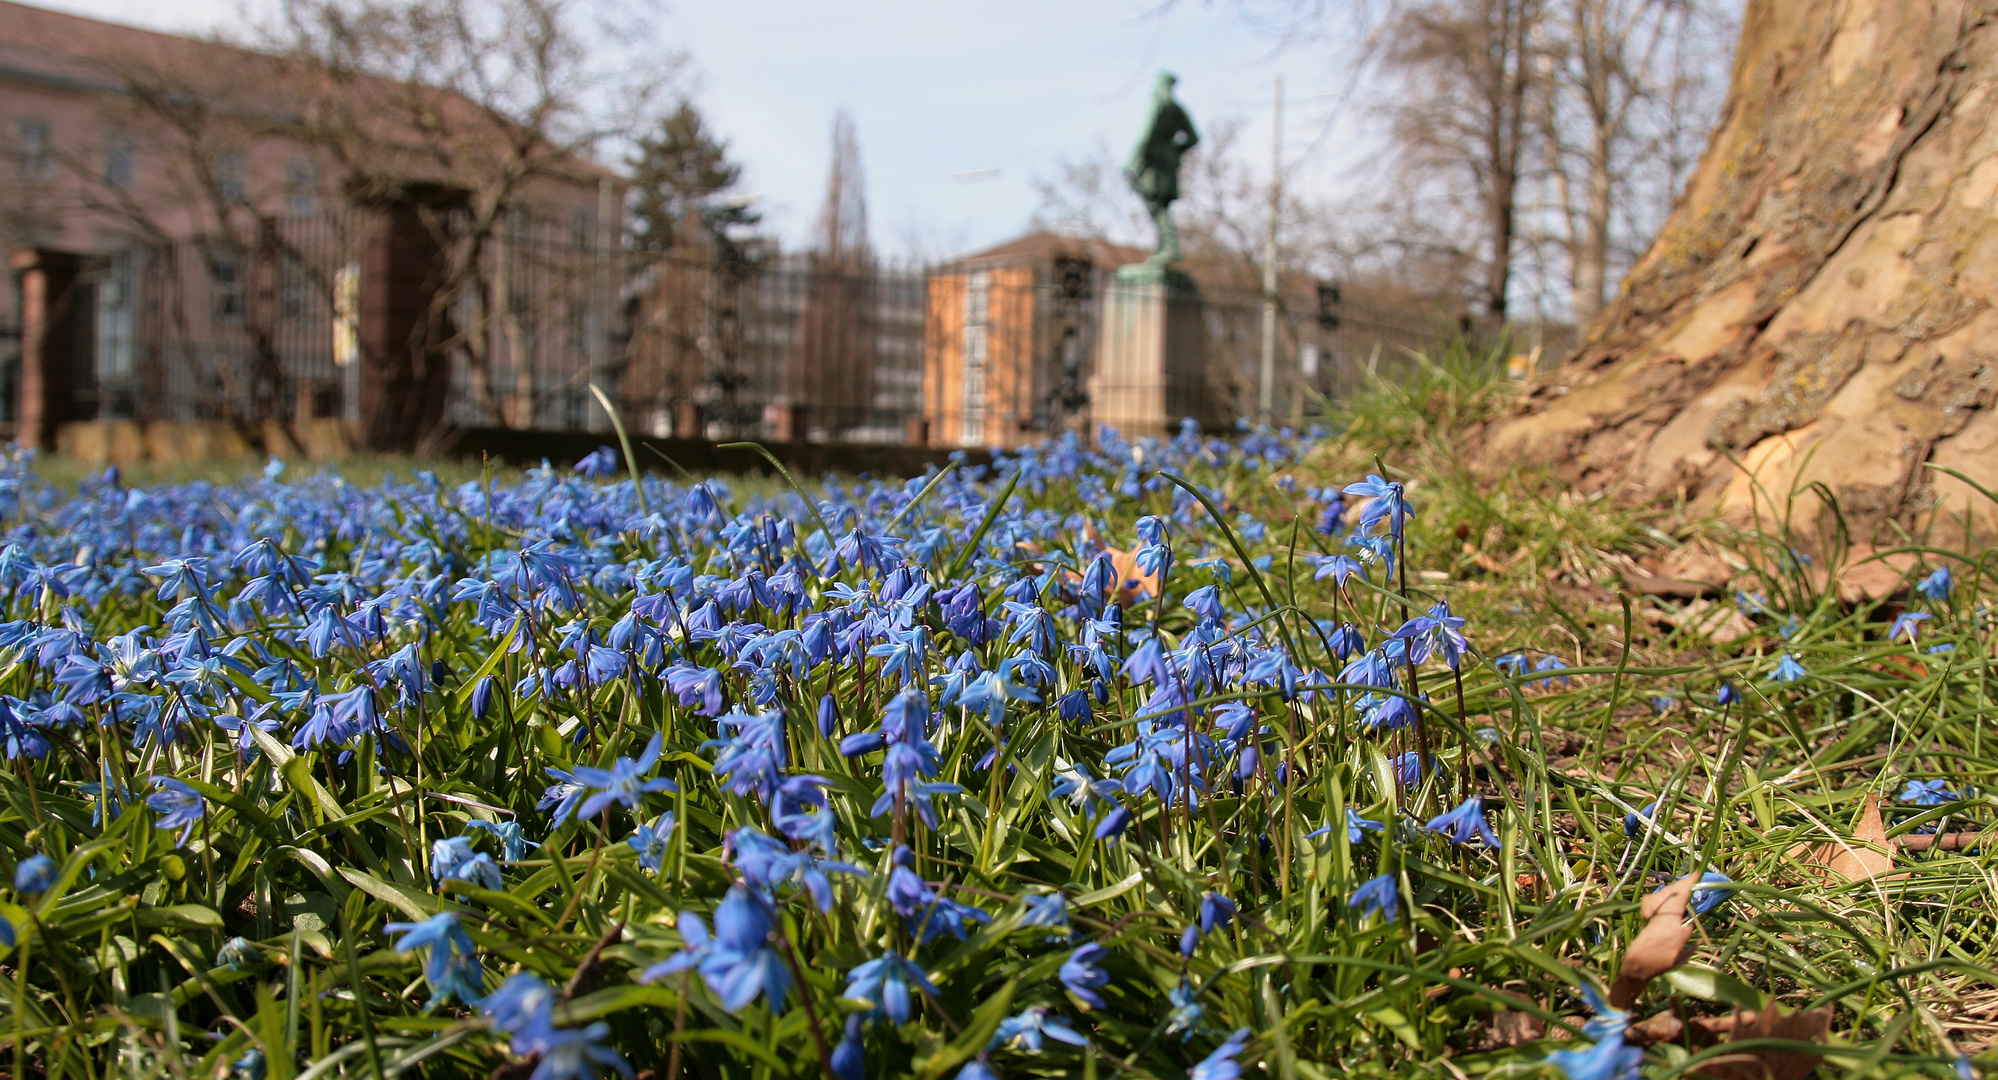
0, 363, 1990, 1080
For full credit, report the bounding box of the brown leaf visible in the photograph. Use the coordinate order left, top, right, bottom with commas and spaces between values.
1609, 874, 1697, 1009
1795, 793, 1896, 883
1627, 1010, 1686, 1046
1835, 545, 1917, 603
1659, 545, 1736, 588
1481, 1010, 1546, 1048
1082, 524, 1160, 608
1688, 1006, 1833, 1080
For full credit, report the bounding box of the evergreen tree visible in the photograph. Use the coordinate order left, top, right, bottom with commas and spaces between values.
625, 102, 758, 257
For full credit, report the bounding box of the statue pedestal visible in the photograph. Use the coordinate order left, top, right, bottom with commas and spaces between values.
1089, 264, 1208, 438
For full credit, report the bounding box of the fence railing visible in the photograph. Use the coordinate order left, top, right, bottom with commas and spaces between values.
8, 215, 1459, 448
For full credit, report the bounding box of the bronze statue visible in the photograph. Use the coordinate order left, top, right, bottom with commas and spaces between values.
1124, 71, 1199, 266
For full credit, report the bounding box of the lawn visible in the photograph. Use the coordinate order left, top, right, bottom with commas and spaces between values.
0, 359, 1989, 1080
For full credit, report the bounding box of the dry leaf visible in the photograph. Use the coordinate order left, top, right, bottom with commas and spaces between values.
1609, 874, 1697, 1008
1481, 1010, 1546, 1048
1793, 793, 1896, 883
1688, 1006, 1833, 1080
1835, 545, 1917, 603
1082, 525, 1160, 608
1627, 1010, 1686, 1046
1659, 598, 1757, 645
1660, 545, 1736, 589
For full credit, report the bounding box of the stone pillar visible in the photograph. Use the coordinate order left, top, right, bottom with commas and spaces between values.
12, 249, 85, 450
1089, 265, 1205, 438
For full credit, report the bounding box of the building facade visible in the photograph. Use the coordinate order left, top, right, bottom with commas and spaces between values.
0, 0, 609, 454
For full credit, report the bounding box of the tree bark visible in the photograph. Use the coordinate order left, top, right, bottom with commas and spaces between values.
1489, 0, 1998, 543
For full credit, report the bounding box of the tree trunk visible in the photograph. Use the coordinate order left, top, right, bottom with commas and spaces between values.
1489, 0, 1998, 542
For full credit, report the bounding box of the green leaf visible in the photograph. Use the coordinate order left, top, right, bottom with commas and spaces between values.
1369, 1005, 1423, 1050
944, 468, 1022, 583
1073, 871, 1144, 907
135, 903, 224, 930
558, 984, 681, 1025
455, 621, 521, 703
1664, 965, 1764, 1010
918, 977, 1016, 1079
668, 1028, 792, 1073
338, 869, 440, 921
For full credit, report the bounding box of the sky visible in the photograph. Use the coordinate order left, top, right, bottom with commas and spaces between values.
24, 0, 1370, 261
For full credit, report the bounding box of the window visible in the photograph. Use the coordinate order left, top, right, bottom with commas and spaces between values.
16, 119, 48, 179
216, 152, 246, 204
961, 270, 990, 445
210, 252, 244, 324
104, 138, 133, 189
96, 251, 139, 391
285, 157, 316, 216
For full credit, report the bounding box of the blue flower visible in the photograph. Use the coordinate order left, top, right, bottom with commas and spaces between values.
1184, 584, 1225, 621
991, 1006, 1089, 1052
1199, 892, 1237, 934
1189, 1027, 1252, 1080
697, 887, 790, 1013
1059, 943, 1110, 1009
1900, 778, 1959, 806
1716, 682, 1739, 705
1888, 611, 1933, 643
568, 731, 676, 822
832, 1015, 866, 1080
1534, 655, 1570, 687
217, 936, 260, 970
1623, 802, 1657, 837
13, 854, 55, 894
626, 813, 676, 873
1349, 873, 1398, 923
1545, 985, 1641, 1080
1390, 752, 1426, 788
639, 911, 711, 984
1094, 803, 1133, 841
1769, 653, 1807, 683
1685, 872, 1733, 916
843, 950, 937, 1025
1165, 979, 1207, 1039
145, 776, 206, 848
574, 446, 621, 478
466, 819, 538, 863
1314, 554, 1363, 585
1344, 473, 1412, 538
483, 973, 559, 1054
1917, 566, 1954, 601
389, 910, 483, 986
1018, 891, 1069, 938
1329, 807, 1386, 844
907, 895, 986, 945
1425, 796, 1499, 846
532, 1021, 633, 1080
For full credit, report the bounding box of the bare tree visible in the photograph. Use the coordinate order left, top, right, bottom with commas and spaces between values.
794, 109, 877, 439
1377, 0, 1540, 320
1528, 0, 1735, 324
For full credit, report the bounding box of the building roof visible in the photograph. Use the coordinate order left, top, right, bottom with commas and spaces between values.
0, 0, 616, 185
945, 231, 1150, 271
0, 1, 247, 93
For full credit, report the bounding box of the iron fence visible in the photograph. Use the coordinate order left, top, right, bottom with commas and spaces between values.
14, 214, 1457, 447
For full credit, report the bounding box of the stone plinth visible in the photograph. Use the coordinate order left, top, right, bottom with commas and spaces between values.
1089, 264, 1208, 437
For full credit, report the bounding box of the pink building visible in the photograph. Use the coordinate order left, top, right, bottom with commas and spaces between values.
0, 0, 611, 455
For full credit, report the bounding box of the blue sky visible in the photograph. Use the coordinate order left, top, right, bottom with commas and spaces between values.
30, 0, 1366, 260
